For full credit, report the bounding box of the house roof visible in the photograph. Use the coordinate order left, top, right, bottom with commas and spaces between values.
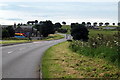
19, 26, 33, 29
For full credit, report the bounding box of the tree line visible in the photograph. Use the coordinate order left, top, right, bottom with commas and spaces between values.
2, 20, 120, 40
2, 20, 67, 38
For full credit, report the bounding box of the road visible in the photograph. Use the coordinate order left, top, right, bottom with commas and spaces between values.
2, 38, 66, 78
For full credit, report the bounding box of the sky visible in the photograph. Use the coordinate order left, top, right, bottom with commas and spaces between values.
0, 0, 119, 25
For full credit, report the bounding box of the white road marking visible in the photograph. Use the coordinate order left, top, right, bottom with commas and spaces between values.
8, 51, 13, 54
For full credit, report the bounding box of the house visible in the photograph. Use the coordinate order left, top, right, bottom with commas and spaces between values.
15, 26, 38, 37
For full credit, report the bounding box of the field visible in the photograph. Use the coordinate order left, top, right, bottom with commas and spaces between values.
89, 29, 118, 37
61, 25, 118, 35
99, 26, 120, 28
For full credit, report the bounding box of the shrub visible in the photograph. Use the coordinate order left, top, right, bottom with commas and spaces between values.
71, 23, 89, 41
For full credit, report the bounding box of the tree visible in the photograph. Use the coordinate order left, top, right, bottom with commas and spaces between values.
87, 22, 91, 27
17, 23, 21, 26
105, 22, 109, 26
35, 20, 38, 24
113, 23, 115, 26
6, 26, 15, 37
82, 22, 86, 26
54, 22, 62, 31
31, 22, 34, 25
62, 21, 66, 25
27, 21, 35, 25
99, 22, 103, 26
118, 22, 120, 26
93, 22, 97, 27
2, 28, 10, 38
71, 23, 76, 28
71, 23, 89, 41
34, 20, 55, 37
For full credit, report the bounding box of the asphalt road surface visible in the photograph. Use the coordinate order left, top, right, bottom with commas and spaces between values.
2, 38, 66, 78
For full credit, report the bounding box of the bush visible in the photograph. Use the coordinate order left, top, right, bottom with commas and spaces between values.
71, 23, 89, 41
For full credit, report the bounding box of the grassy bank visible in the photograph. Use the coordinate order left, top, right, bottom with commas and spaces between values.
42, 41, 120, 78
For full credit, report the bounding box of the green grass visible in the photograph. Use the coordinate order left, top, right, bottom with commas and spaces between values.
42, 41, 120, 78
42, 34, 64, 41
99, 26, 120, 28
62, 25, 71, 30
89, 29, 118, 37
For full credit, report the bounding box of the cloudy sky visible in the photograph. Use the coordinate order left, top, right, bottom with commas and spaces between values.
0, 0, 119, 25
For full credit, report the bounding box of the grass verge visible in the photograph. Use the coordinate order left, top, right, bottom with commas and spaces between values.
42, 34, 64, 41
42, 41, 120, 78
0, 34, 64, 44
0, 40, 30, 44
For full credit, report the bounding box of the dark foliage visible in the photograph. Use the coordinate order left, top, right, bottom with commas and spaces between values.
113, 23, 115, 25
6, 26, 15, 37
35, 20, 38, 24
71, 23, 89, 41
93, 22, 97, 26
118, 22, 120, 26
99, 22, 103, 26
105, 22, 109, 26
87, 22, 91, 27
2, 28, 10, 38
62, 21, 66, 25
82, 22, 86, 26
54, 22, 62, 31
2, 26, 15, 38
33, 20, 55, 37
